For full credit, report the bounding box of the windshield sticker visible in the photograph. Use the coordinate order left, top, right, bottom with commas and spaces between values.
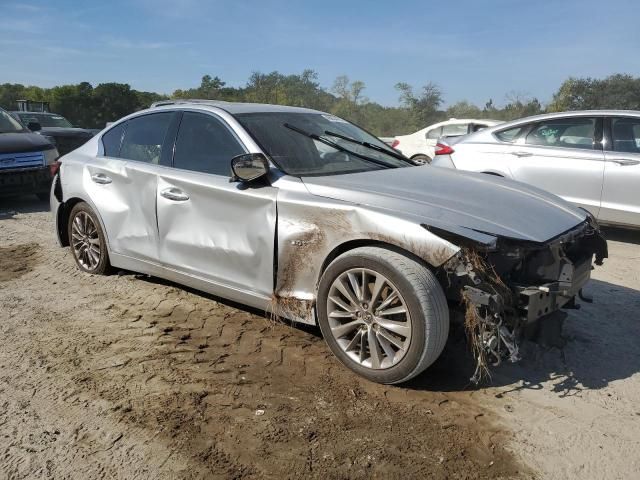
321, 114, 348, 123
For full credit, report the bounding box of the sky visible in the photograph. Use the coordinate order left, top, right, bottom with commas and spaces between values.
1, 0, 639, 107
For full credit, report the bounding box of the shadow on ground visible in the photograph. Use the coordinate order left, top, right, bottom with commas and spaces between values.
410, 278, 640, 396
603, 226, 640, 245
0, 195, 49, 218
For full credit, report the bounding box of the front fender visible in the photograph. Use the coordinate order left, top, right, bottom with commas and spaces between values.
273, 187, 460, 323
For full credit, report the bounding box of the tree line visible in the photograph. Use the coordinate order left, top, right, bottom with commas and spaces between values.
1, 72, 639, 136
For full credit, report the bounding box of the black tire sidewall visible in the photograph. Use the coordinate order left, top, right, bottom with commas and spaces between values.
413, 155, 432, 165
68, 202, 110, 275
317, 250, 428, 384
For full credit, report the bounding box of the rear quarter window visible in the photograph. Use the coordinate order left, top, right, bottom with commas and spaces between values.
494, 126, 526, 143
102, 123, 126, 157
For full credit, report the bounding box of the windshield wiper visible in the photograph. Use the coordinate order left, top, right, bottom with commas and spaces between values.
324, 130, 411, 163
283, 123, 395, 169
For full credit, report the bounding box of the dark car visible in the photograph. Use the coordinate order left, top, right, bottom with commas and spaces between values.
0, 107, 59, 200
10, 111, 99, 156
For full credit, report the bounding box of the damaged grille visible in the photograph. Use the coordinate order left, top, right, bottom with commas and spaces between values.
442, 219, 607, 383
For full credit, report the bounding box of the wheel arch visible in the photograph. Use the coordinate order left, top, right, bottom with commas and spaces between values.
57, 196, 112, 253
410, 153, 432, 160
317, 239, 446, 287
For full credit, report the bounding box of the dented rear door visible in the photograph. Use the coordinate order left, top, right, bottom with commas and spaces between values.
88, 111, 177, 263
156, 110, 277, 298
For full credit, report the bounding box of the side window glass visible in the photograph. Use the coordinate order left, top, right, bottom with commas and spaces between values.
526, 118, 595, 150
173, 112, 246, 176
611, 118, 640, 153
442, 124, 469, 136
495, 126, 525, 143
102, 122, 126, 157
426, 127, 442, 140
120, 113, 173, 164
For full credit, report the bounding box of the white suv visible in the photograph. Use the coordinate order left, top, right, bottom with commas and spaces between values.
392, 118, 502, 164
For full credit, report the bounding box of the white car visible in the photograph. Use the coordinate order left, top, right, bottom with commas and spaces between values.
430, 110, 640, 228
391, 118, 502, 164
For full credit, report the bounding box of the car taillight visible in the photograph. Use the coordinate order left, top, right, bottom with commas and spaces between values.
391, 139, 400, 148
435, 143, 454, 155
50, 160, 61, 176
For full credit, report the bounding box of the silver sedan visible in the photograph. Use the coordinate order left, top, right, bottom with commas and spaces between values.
51, 101, 607, 384
431, 110, 640, 229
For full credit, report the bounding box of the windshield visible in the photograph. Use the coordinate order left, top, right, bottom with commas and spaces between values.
234, 112, 412, 176
0, 109, 26, 133
16, 113, 73, 128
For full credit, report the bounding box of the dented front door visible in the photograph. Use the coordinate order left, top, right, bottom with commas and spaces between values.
156, 169, 277, 298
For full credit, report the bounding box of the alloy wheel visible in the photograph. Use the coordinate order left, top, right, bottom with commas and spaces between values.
71, 211, 101, 271
326, 268, 412, 369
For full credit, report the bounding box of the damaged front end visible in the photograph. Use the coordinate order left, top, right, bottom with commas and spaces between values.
439, 217, 608, 383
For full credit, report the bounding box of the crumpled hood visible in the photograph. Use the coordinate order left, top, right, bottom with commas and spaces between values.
302, 166, 587, 243
0, 132, 54, 154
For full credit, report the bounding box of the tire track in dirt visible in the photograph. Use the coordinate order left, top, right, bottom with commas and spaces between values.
0, 209, 528, 479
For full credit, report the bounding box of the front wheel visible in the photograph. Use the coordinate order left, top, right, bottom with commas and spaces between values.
317, 247, 449, 384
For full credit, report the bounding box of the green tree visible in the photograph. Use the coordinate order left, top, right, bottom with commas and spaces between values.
445, 100, 483, 119
395, 81, 444, 130
549, 74, 640, 111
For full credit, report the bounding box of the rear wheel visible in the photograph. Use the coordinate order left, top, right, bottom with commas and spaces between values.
317, 247, 449, 384
68, 202, 111, 275
412, 154, 432, 165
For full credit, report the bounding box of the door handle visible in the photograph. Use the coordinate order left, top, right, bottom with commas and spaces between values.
160, 187, 189, 202
610, 159, 640, 166
511, 151, 533, 157
91, 173, 112, 184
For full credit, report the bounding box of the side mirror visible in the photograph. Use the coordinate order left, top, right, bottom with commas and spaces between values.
28, 121, 42, 132
230, 153, 269, 182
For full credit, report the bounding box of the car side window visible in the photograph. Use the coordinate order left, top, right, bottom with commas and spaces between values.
102, 122, 126, 157
494, 126, 525, 143
173, 112, 246, 176
426, 127, 442, 140
525, 118, 596, 150
119, 113, 173, 164
611, 117, 640, 153
442, 124, 468, 136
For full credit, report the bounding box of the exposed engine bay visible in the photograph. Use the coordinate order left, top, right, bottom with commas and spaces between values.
438, 216, 608, 383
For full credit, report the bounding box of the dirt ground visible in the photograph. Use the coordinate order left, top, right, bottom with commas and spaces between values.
0, 196, 638, 479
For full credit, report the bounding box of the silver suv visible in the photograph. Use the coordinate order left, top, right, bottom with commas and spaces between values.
51, 100, 607, 383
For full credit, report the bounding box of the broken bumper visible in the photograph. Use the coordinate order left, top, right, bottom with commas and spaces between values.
516, 255, 592, 322
443, 218, 607, 381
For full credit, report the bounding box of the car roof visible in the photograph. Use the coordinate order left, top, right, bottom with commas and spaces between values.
150, 99, 322, 115
415, 118, 502, 133
10, 111, 59, 116
493, 110, 640, 130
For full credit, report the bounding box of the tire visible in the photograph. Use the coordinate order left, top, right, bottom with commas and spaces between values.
67, 202, 111, 275
317, 246, 449, 384
36, 191, 49, 202
412, 155, 432, 165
